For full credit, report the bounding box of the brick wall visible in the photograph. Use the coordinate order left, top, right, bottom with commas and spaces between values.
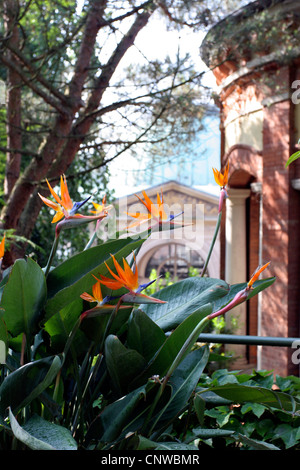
218, 66, 300, 376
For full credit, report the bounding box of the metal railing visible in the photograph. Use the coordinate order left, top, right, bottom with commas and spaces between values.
197, 333, 299, 347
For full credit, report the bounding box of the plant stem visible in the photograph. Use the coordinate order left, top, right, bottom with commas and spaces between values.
84, 220, 100, 250
44, 232, 60, 277
200, 211, 222, 277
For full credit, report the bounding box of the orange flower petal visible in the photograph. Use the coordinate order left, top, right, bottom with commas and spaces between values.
248, 262, 270, 288
212, 162, 229, 188
46, 179, 63, 206
92, 281, 103, 303
126, 211, 151, 221
123, 256, 139, 291
38, 193, 60, 212
0, 234, 5, 259
51, 210, 65, 223
60, 175, 73, 211
105, 259, 125, 285
97, 254, 139, 292
80, 292, 97, 303
98, 275, 124, 290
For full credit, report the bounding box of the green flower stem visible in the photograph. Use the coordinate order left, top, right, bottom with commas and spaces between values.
84, 218, 103, 250
200, 211, 222, 277
44, 232, 60, 277
84, 230, 97, 251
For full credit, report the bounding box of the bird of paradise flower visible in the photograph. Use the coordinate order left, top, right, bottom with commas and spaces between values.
93, 253, 166, 306
126, 189, 183, 232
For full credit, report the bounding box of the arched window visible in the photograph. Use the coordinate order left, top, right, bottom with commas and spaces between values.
145, 243, 205, 281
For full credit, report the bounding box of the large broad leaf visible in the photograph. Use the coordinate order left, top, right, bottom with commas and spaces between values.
105, 335, 147, 395
130, 303, 212, 389
80, 304, 133, 344
155, 442, 198, 450
0, 355, 62, 422
84, 384, 150, 446
209, 383, 300, 415
151, 346, 210, 432
236, 433, 281, 450
9, 410, 77, 450
45, 236, 144, 320
0, 258, 47, 338
127, 309, 167, 362
139, 277, 229, 331
44, 298, 90, 356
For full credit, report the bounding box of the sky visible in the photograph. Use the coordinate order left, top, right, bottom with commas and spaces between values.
105, 10, 220, 197
76, 2, 221, 198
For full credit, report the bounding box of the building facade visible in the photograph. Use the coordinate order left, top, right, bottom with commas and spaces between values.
201, 0, 300, 375
118, 180, 220, 283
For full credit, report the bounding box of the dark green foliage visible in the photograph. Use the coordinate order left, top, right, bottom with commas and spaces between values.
0, 224, 281, 450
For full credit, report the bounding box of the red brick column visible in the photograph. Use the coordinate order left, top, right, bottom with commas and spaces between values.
261, 96, 299, 375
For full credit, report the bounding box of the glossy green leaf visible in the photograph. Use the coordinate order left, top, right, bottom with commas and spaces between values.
44, 298, 89, 355
273, 424, 300, 449
193, 393, 205, 426
152, 347, 210, 431
122, 434, 158, 450
241, 402, 266, 418
237, 433, 280, 450
80, 303, 133, 343
0, 355, 62, 421
131, 303, 212, 389
45, 236, 144, 320
209, 383, 300, 414
105, 335, 147, 394
155, 442, 198, 450
285, 149, 300, 168
9, 410, 77, 450
0, 258, 47, 338
85, 384, 149, 445
192, 427, 235, 439
139, 277, 229, 331
127, 309, 166, 362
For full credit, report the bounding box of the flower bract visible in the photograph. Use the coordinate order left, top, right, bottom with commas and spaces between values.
208, 261, 270, 320
96, 254, 166, 305
39, 175, 86, 223
90, 195, 112, 216
80, 280, 123, 319
212, 161, 229, 188
38, 175, 108, 236
247, 262, 271, 289
127, 189, 183, 231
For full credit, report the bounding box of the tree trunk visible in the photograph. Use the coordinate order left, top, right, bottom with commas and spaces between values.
0, 0, 156, 264
3, 0, 22, 200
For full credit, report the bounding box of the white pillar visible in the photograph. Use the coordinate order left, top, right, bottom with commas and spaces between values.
225, 188, 250, 368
